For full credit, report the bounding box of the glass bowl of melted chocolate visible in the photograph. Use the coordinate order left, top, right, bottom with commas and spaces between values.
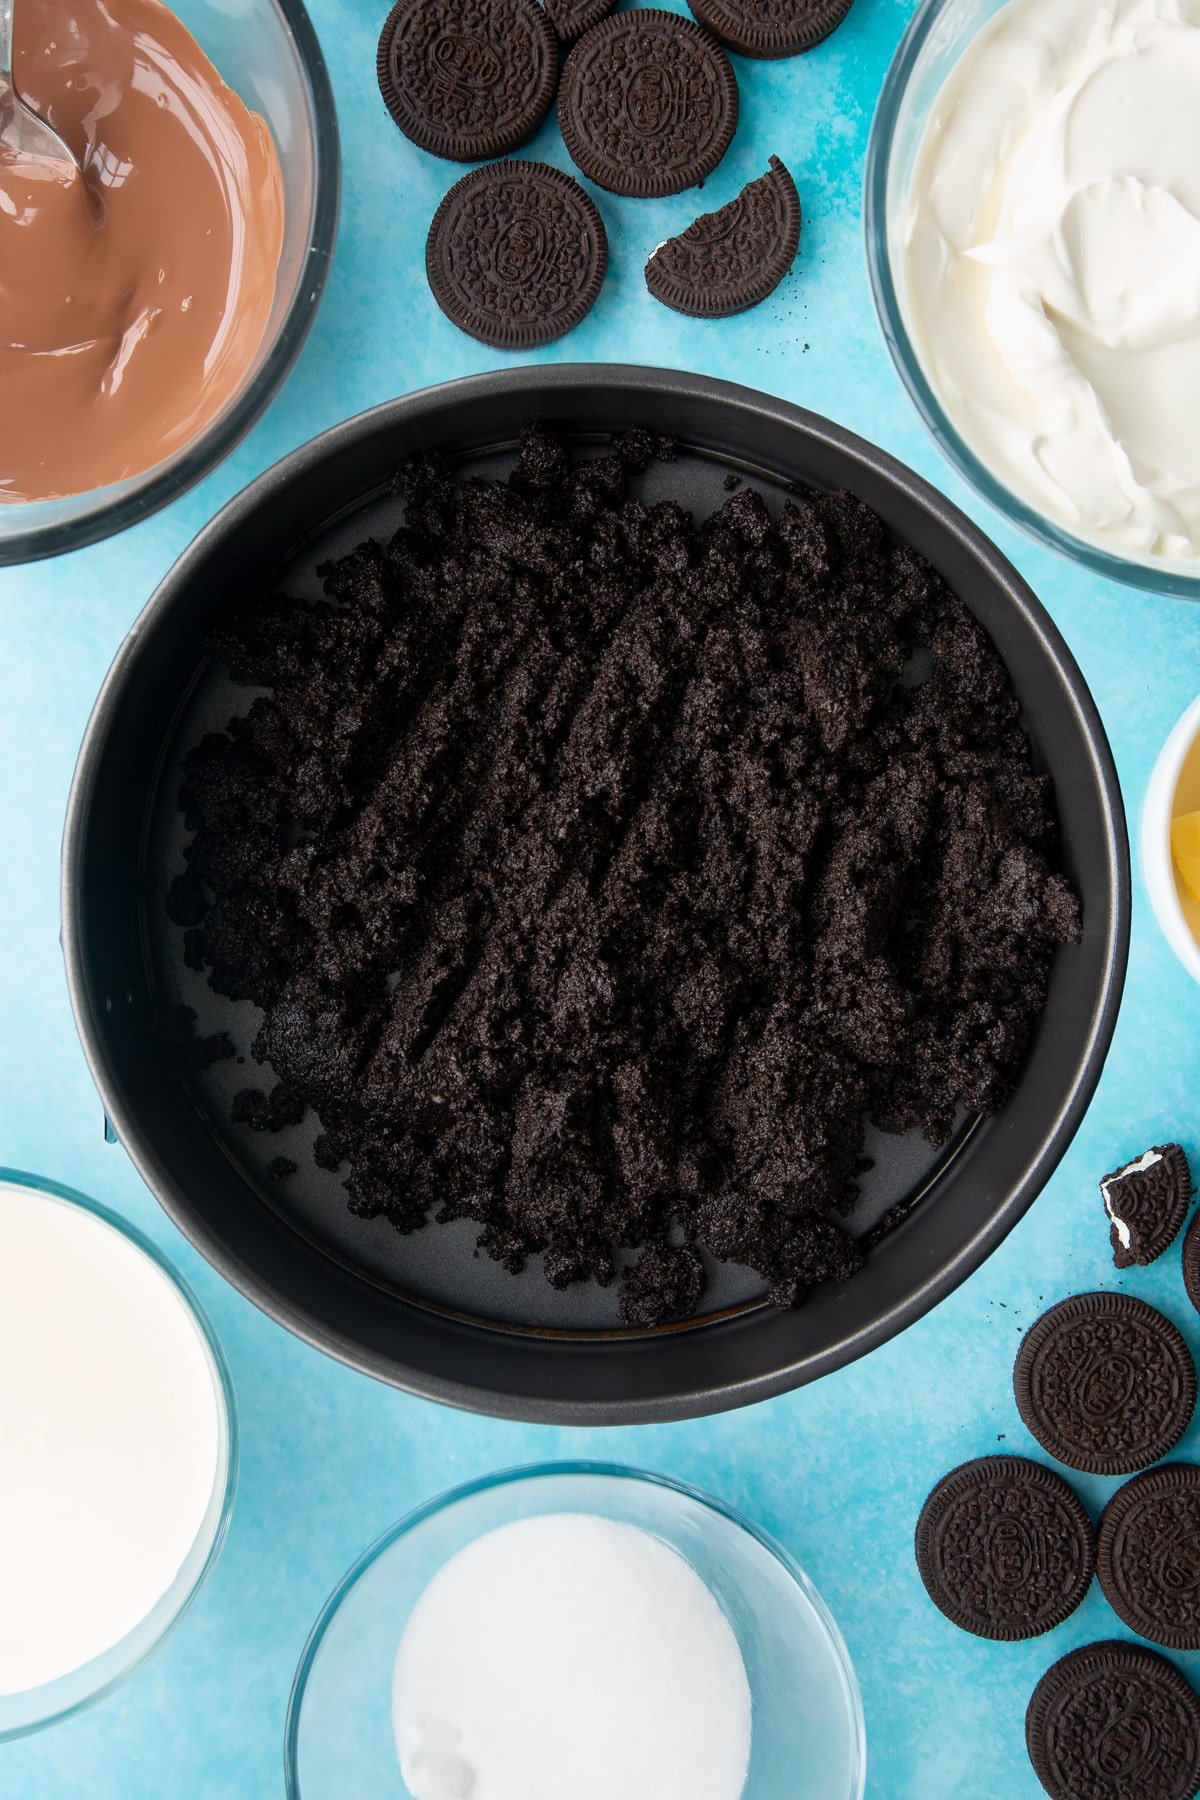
0, 0, 338, 565
63, 367, 1129, 1421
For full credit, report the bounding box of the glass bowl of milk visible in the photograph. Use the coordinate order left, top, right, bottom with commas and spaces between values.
0, 1170, 237, 1738
286, 1462, 866, 1800
865, 0, 1200, 599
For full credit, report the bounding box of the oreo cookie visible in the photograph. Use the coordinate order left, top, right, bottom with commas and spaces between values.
1098, 1465, 1200, 1652
1101, 1143, 1194, 1268
558, 10, 739, 198
686, 0, 856, 57
426, 161, 607, 349
1026, 1640, 1200, 1800
644, 156, 801, 317
915, 1456, 1095, 1641
1185, 1212, 1200, 1316
377, 0, 557, 162
544, 0, 615, 45
1014, 1293, 1196, 1476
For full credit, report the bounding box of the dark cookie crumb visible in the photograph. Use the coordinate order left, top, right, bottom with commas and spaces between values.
619, 1244, 707, 1326
160, 1005, 235, 1075
267, 1155, 299, 1182
231, 1084, 307, 1133
170, 425, 1079, 1327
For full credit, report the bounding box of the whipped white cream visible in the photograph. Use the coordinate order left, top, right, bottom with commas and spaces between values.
900, 0, 1200, 563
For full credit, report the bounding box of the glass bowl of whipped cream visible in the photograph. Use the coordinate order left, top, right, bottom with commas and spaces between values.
865, 0, 1200, 598
0, 0, 338, 566
286, 1463, 866, 1800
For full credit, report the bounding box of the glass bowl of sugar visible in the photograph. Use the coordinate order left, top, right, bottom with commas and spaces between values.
286, 1462, 865, 1800
0, 1170, 236, 1738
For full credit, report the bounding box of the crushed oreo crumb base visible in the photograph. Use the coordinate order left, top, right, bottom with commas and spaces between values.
168, 426, 1080, 1327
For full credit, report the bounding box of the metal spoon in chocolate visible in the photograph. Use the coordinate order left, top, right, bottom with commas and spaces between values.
0, 0, 79, 175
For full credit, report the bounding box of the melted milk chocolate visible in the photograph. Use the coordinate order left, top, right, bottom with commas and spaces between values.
1, 0, 284, 502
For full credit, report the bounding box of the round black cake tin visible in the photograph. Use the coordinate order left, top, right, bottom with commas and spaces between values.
62, 366, 1130, 1424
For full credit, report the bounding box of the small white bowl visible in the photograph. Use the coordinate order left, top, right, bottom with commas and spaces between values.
1142, 697, 1200, 984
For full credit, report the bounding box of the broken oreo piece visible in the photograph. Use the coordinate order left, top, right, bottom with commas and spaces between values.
377, 0, 558, 162
558, 10, 738, 198
1098, 1465, 1200, 1652
1101, 1142, 1194, 1268
543, 0, 615, 45
686, 0, 856, 57
915, 1456, 1095, 1642
1014, 1292, 1196, 1476
426, 161, 607, 349
644, 156, 801, 318
1026, 1640, 1200, 1800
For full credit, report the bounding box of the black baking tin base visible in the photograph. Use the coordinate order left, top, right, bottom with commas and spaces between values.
62, 366, 1129, 1423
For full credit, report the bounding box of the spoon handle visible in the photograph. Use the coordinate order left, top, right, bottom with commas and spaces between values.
0, 0, 13, 97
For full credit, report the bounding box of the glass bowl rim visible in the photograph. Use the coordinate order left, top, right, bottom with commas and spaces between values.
0, 1165, 239, 1740
0, 0, 340, 568
284, 1458, 867, 1800
863, 0, 1200, 602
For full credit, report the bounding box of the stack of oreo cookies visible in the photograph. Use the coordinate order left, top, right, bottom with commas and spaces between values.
375, 0, 852, 346
916, 1142, 1200, 1800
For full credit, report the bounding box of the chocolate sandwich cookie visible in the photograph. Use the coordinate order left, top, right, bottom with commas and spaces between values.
1026, 1640, 1200, 1800
558, 11, 739, 198
544, 0, 615, 45
1101, 1143, 1195, 1268
377, 0, 558, 162
426, 161, 607, 349
644, 156, 801, 317
686, 0, 856, 57
1098, 1466, 1200, 1652
915, 1457, 1095, 1641
1014, 1293, 1196, 1476
1185, 1212, 1200, 1316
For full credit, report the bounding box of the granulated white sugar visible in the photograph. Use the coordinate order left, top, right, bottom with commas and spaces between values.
392, 1512, 752, 1800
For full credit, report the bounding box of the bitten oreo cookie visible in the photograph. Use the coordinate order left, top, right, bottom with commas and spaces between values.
686, 0, 856, 57
914, 1456, 1095, 1641
544, 0, 615, 45
426, 161, 607, 349
558, 10, 739, 198
1014, 1293, 1196, 1476
1098, 1466, 1200, 1652
1185, 1212, 1200, 1316
377, 0, 557, 162
1101, 1143, 1195, 1269
1026, 1640, 1200, 1800
644, 155, 801, 317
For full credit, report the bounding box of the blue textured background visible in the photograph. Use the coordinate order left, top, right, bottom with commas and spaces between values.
3, 0, 1199, 1793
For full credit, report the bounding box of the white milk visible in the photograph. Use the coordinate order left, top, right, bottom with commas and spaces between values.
0, 1180, 222, 1694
